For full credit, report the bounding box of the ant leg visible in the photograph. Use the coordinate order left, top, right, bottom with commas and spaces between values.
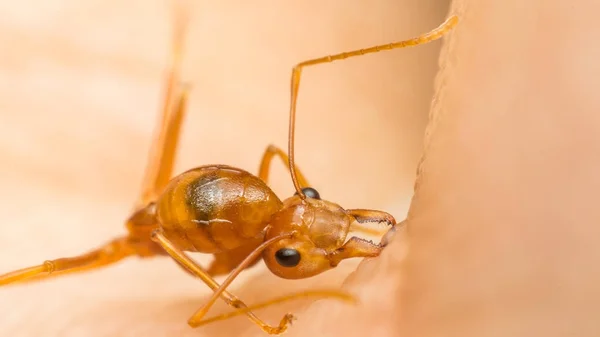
138, 81, 189, 206
258, 144, 310, 188
137, 6, 189, 207
151, 230, 291, 333
0, 199, 165, 286
190, 289, 355, 332
186, 233, 355, 334
0, 237, 140, 286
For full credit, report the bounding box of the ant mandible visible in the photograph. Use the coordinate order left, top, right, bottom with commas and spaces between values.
0, 5, 458, 334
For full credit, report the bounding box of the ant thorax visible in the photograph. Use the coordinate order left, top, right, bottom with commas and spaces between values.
271, 195, 352, 250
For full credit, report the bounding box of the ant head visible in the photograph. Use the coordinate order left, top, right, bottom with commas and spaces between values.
266, 52, 399, 278
262, 187, 355, 279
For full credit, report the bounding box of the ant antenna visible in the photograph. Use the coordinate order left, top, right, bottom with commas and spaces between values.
287, 15, 459, 199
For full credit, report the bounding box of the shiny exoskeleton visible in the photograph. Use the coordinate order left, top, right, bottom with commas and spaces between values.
157, 165, 282, 254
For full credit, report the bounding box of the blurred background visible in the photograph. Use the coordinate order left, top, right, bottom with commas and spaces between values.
0, 1, 451, 335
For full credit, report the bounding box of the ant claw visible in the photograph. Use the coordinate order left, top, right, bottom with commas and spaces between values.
286, 313, 297, 325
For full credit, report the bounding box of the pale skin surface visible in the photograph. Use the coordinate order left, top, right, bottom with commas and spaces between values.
1, 1, 598, 337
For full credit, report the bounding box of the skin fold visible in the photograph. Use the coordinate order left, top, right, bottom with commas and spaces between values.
2, 0, 598, 336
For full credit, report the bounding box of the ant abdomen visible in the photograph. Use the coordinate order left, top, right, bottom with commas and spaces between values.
155, 165, 283, 253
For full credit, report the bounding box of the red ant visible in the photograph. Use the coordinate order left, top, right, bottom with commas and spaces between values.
0, 8, 458, 334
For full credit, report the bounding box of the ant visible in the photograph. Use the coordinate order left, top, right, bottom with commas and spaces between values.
0, 7, 458, 335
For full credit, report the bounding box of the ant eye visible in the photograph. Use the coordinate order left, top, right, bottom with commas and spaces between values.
295, 187, 320, 200
275, 248, 301, 267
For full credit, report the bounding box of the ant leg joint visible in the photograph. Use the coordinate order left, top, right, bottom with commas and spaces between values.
230, 299, 245, 309
150, 229, 162, 242
43, 260, 56, 274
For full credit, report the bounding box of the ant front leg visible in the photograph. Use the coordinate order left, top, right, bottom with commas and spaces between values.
152, 231, 350, 334
184, 234, 355, 335
258, 144, 310, 188
150, 230, 292, 334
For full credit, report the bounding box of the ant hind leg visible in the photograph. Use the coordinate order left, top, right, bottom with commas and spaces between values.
0, 237, 139, 286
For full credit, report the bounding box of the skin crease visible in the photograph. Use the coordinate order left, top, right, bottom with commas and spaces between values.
3, 1, 598, 337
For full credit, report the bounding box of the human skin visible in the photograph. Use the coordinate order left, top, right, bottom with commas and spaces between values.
2, 0, 599, 337
293, 0, 600, 336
